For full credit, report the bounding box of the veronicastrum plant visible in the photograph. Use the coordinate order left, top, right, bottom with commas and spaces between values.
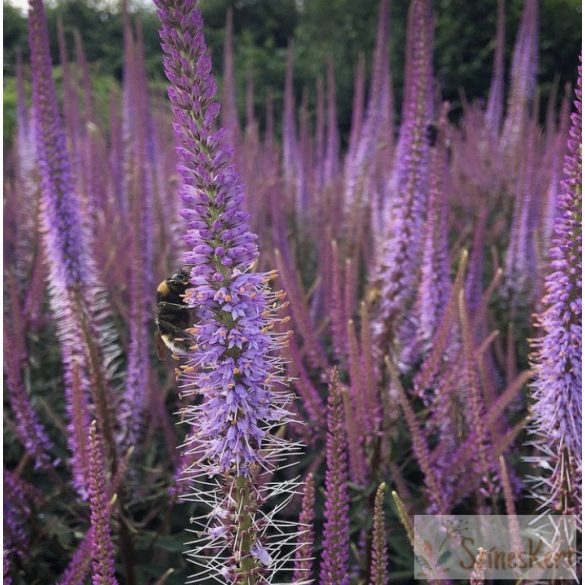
155, 1, 303, 582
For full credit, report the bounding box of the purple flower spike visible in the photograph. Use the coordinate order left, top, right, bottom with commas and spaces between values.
370, 483, 390, 585
503, 121, 540, 305
283, 41, 300, 197
28, 0, 89, 293
324, 59, 339, 185
348, 53, 366, 159
344, 0, 390, 211
155, 1, 302, 579
501, 0, 539, 153
485, 0, 505, 134
293, 473, 316, 584
3, 306, 53, 470
56, 531, 93, 585
320, 370, 350, 585
373, 0, 433, 354
88, 421, 118, 585
529, 64, 582, 523
119, 16, 156, 448
4, 469, 42, 563
28, 0, 110, 494
417, 103, 451, 348
28, 0, 122, 496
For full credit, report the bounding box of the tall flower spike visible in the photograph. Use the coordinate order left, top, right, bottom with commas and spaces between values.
529, 63, 582, 523
387, 357, 447, 514
155, 1, 302, 580
320, 370, 350, 585
293, 473, 316, 584
4, 469, 42, 563
13, 48, 40, 293
323, 58, 339, 185
314, 75, 325, 190
485, 0, 505, 134
28, 0, 120, 494
503, 121, 540, 305
417, 103, 451, 348
373, 0, 433, 353
283, 40, 301, 206
4, 269, 53, 471
56, 531, 93, 585
88, 421, 118, 585
120, 15, 156, 448
348, 53, 366, 160
3, 326, 54, 471
501, 0, 539, 154
370, 483, 390, 585
344, 0, 390, 211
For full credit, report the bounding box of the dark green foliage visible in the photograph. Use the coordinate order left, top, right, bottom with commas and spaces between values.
4, 0, 581, 138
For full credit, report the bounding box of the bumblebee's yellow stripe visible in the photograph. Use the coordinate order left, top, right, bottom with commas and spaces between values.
157, 280, 170, 295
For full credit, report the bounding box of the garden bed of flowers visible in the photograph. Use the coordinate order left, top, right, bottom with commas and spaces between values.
3, 0, 581, 583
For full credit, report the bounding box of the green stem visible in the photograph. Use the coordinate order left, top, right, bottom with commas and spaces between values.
235, 475, 258, 585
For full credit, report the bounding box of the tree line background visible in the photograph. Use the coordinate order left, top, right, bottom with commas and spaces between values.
3, 0, 582, 146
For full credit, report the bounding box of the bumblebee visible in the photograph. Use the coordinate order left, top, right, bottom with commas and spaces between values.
155, 267, 193, 359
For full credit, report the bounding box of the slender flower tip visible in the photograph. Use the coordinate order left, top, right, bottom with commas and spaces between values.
459, 248, 469, 270
391, 490, 414, 546
370, 482, 390, 585
88, 420, 118, 585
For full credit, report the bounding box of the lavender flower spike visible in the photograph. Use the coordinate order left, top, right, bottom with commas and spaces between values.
370, 483, 390, 585
28, 0, 123, 499
56, 531, 93, 585
417, 103, 451, 348
320, 370, 350, 585
3, 325, 54, 471
373, 0, 433, 351
529, 64, 582, 522
293, 473, 316, 584
27, 0, 103, 494
88, 421, 118, 585
155, 1, 301, 580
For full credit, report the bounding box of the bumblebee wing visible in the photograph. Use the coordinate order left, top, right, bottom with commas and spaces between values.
154, 332, 168, 360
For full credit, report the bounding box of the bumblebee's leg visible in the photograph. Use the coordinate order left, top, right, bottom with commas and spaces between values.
154, 332, 169, 360
157, 301, 188, 309
157, 320, 193, 360
157, 319, 191, 341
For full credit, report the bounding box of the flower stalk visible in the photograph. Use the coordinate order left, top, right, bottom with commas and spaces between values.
155, 1, 301, 580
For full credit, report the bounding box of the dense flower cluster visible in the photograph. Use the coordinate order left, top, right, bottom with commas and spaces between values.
373, 0, 433, 356
320, 371, 350, 585
155, 0, 301, 580
88, 422, 118, 585
369, 483, 390, 585
27, 0, 121, 496
156, 0, 294, 478
3, 0, 581, 582
529, 65, 582, 521
293, 473, 316, 583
